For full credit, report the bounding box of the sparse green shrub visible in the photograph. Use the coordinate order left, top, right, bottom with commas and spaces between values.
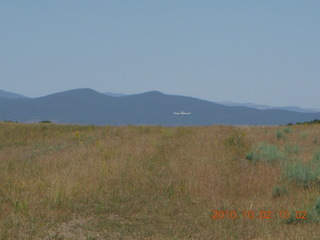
225, 134, 242, 147
272, 185, 288, 198
284, 198, 320, 224
315, 197, 320, 215
286, 162, 318, 188
276, 130, 284, 139
246, 143, 285, 163
276, 127, 291, 140
83, 135, 98, 145
245, 151, 254, 161
299, 132, 308, 140
283, 209, 311, 224
224, 131, 249, 156
12, 199, 29, 213
283, 126, 292, 133
285, 144, 299, 155
312, 150, 320, 165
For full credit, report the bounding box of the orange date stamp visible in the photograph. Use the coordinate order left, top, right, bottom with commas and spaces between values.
211, 210, 307, 220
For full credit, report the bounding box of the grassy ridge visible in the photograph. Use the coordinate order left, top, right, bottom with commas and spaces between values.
0, 123, 319, 239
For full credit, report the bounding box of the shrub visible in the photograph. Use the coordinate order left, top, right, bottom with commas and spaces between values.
285, 144, 299, 155
308, 119, 320, 125
315, 197, 320, 215
285, 210, 320, 224
312, 150, 320, 165
225, 132, 246, 147
283, 126, 292, 133
283, 209, 312, 224
299, 132, 309, 140
39, 120, 52, 124
245, 152, 254, 161
286, 162, 318, 188
284, 198, 320, 224
276, 130, 284, 139
272, 185, 288, 198
246, 143, 285, 163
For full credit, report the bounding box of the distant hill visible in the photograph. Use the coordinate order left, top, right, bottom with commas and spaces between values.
220, 101, 320, 113
103, 92, 126, 97
0, 88, 320, 126
0, 90, 26, 99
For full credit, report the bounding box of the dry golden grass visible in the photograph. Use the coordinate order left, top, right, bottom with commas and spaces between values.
0, 122, 319, 239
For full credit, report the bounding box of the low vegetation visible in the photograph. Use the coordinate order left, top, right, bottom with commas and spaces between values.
289, 119, 320, 126
272, 185, 288, 198
245, 143, 285, 163
286, 162, 319, 188
0, 122, 319, 239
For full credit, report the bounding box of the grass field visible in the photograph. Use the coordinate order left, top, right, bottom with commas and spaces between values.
0, 122, 319, 239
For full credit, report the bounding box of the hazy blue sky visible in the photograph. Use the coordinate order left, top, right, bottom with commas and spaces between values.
1, 1, 319, 109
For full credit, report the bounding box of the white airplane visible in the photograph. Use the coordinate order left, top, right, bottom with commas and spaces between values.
173, 110, 191, 115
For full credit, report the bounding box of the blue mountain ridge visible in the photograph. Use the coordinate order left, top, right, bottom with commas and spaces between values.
0, 88, 319, 126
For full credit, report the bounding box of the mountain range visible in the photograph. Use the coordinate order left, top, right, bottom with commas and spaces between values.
0, 88, 319, 126
219, 101, 319, 113
0, 90, 26, 99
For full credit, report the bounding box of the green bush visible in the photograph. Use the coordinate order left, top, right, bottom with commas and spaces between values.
286, 162, 318, 188
246, 143, 285, 163
245, 151, 254, 161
